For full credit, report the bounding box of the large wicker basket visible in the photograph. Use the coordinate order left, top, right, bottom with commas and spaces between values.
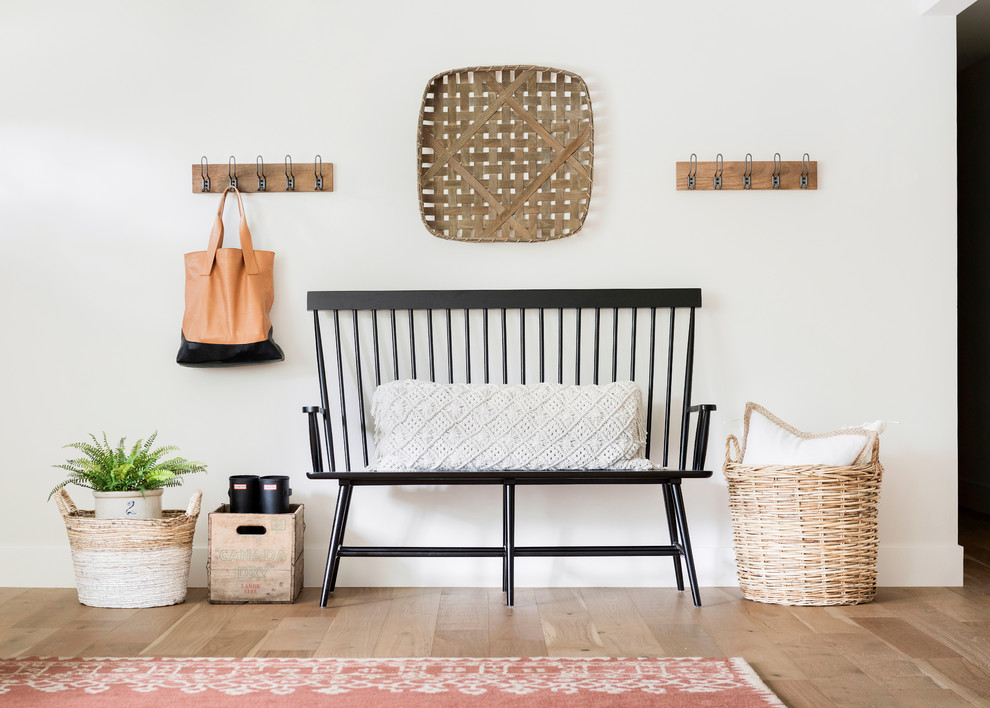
56, 488, 201, 608
723, 435, 882, 606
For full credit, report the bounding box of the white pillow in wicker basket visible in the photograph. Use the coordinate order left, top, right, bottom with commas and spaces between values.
741, 402, 877, 466
370, 380, 656, 471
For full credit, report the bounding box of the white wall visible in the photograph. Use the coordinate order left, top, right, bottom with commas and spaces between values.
0, 0, 961, 589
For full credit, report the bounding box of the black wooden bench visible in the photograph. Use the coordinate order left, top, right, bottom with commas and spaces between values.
303, 289, 715, 607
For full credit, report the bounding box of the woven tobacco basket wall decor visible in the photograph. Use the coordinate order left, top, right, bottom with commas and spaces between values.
417, 66, 594, 242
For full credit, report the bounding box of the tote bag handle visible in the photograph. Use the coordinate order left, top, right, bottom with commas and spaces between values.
201, 185, 260, 276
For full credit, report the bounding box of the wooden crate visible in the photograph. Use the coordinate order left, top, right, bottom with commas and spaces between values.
208, 504, 304, 604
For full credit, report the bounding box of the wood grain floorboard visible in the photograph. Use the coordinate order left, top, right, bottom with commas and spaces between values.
372, 587, 441, 657
963, 544, 990, 568
709, 627, 809, 681
436, 588, 489, 632
487, 588, 546, 656
625, 585, 711, 625
883, 687, 974, 707
20, 619, 130, 658
903, 586, 990, 622
695, 587, 763, 632
75, 598, 200, 657
772, 633, 868, 681
578, 588, 665, 657
648, 622, 723, 657
431, 588, 489, 657
256, 649, 315, 658
251, 615, 332, 656
788, 605, 859, 633
533, 587, 606, 657
923, 657, 990, 704
282, 587, 334, 617
851, 617, 961, 660
210, 601, 293, 632
847, 656, 943, 691
313, 587, 392, 658
431, 629, 489, 657
139, 602, 237, 657
878, 604, 990, 672
2, 588, 80, 629
742, 597, 818, 636
0, 627, 59, 657
765, 678, 838, 708
199, 629, 268, 657
810, 672, 896, 706
0, 588, 27, 606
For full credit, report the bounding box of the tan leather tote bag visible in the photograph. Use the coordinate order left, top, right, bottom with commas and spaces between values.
177, 186, 283, 366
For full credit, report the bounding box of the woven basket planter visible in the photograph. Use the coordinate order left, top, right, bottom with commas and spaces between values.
723, 436, 883, 606
56, 488, 201, 608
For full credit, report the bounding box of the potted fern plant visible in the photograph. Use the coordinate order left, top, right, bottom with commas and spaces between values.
49, 432, 206, 519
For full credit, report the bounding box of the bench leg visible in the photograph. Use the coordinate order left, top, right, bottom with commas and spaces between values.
662, 483, 686, 592
670, 481, 703, 607
320, 483, 351, 608
503, 483, 515, 608
502, 486, 508, 593
328, 484, 353, 593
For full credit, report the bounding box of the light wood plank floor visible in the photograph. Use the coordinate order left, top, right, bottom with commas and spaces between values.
3, 510, 990, 707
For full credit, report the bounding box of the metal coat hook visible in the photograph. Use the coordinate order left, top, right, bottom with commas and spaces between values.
256, 156, 267, 192
192, 155, 332, 193
675, 153, 816, 192
284, 155, 295, 191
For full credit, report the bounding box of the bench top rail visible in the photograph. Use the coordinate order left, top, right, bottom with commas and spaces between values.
308, 288, 702, 312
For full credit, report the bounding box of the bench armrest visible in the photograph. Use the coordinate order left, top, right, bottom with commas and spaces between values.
689, 404, 717, 471
303, 406, 326, 474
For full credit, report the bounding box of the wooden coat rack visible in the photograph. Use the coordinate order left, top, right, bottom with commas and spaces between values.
676, 154, 817, 191
192, 156, 334, 193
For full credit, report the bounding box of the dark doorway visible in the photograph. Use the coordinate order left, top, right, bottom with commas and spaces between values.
958, 2, 990, 514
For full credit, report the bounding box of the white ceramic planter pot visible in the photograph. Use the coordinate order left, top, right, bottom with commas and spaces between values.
92, 489, 164, 519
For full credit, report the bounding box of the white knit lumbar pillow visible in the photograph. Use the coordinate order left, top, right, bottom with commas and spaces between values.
741, 402, 877, 466
370, 379, 657, 471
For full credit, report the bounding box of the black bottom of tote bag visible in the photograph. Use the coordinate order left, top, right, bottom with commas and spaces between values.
176, 329, 284, 367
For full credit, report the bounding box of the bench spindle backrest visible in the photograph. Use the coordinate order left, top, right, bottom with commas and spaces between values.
307, 289, 702, 473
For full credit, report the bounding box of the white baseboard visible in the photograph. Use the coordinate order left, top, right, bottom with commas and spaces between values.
0, 543, 963, 589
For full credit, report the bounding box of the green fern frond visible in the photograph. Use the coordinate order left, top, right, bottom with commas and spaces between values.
147, 445, 178, 463
142, 432, 158, 456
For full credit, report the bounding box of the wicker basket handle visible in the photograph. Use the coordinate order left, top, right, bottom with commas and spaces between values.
55, 488, 78, 518
867, 436, 880, 465
184, 489, 203, 518
725, 435, 742, 464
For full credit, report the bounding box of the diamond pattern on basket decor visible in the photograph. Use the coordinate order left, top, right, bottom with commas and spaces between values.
417, 65, 594, 242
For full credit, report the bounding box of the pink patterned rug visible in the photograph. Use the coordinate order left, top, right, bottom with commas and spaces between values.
0, 656, 783, 707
